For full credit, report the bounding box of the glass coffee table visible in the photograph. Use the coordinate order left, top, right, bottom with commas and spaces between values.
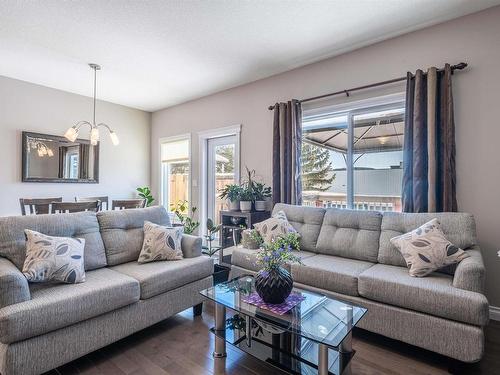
200, 275, 367, 375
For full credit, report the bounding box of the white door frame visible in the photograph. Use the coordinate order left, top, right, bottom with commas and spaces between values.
198, 124, 241, 235
158, 133, 192, 211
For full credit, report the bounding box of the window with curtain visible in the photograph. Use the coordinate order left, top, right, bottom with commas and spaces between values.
301, 94, 405, 212
160, 137, 190, 210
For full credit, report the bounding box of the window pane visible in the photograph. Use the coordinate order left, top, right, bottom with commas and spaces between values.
214, 144, 235, 225
301, 120, 347, 208
168, 161, 189, 208
352, 109, 404, 212
160, 138, 190, 211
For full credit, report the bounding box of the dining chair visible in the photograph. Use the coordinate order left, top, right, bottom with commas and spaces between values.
19, 197, 63, 215
51, 201, 100, 213
111, 199, 147, 210
75, 196, 109, 211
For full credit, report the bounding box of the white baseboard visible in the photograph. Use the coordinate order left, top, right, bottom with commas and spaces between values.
490, 305, 500, 321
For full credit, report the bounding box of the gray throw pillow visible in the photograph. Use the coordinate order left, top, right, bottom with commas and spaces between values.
138, 221, 183, 263
22, 229, 86, 283
253, 210, 299, 245
390, 218, 469, 277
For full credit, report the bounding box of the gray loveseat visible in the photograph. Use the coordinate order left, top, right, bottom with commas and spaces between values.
0, 206, 213, 375
230, 203, 489, 363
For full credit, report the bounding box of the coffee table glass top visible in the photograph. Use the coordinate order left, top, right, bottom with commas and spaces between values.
200, 275, 367, 349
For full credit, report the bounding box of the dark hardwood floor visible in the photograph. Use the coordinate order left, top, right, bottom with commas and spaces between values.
47, 302, 500, 375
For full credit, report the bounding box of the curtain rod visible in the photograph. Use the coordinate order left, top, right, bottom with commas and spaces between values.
267, 62, 468, 110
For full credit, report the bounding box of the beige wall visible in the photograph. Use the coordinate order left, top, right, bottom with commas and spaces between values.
152, 6, 500, 306
0, 75, 151, 215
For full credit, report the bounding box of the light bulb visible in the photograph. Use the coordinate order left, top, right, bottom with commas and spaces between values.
90, 127, 99, 146
47, 148, 54, 157
109, 131, 119, 146
64, 127, 78, 142
37, 149, 43, 157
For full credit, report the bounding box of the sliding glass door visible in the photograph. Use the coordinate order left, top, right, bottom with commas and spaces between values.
207, 135, 239, 226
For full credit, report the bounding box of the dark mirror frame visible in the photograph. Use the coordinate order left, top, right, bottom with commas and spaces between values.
22, 131, 100, 183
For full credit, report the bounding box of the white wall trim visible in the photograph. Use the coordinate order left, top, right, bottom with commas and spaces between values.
157, 133, 192, 212
198, 124, 242, 236
490, 305, 500, 321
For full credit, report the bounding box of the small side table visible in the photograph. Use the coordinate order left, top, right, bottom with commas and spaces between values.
218, 210, 270, 266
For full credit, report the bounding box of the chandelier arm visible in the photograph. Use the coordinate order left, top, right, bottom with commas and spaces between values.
74, 121, 93, 130
96, 123, 114, 132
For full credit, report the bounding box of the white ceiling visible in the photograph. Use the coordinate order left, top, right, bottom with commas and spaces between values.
1, 0, 499, 112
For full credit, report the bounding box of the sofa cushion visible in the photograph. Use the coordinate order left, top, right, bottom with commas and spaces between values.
0, 211, 106, 271
291, 255, 374, 296
358, 264, 489, 326
97, 206, 170, 266
0, 268, 140, 344
272, 203, 325, 252
110, 256, 213, 299
316, 208, 382, 262
378, 212, 477, 268
231, 246, 316, 272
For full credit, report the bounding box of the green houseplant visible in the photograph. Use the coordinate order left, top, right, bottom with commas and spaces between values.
253, 182, 271, 211
218, 184, 242, 211
170, 200, 200, 234
239, 187, 253, 212
136, 186, 154, 207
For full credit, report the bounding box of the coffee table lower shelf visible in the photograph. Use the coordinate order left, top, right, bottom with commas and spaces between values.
209, 313, 354, 375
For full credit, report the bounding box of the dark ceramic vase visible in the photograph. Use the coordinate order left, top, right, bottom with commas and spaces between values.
255, 267, 293, 304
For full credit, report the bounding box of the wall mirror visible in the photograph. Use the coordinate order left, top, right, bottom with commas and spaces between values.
22, 131, 99, 183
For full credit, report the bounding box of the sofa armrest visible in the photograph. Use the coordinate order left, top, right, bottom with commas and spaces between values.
181, 234, 202, 258
0, 258, 30, 308
453, 246, 485, 293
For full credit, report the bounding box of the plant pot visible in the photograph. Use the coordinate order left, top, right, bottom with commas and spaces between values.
213, 264, 230, 285
228, 199, 240, 211
254, 200, 266, 211
255, 267, 293, 304
240, 201, 252, 212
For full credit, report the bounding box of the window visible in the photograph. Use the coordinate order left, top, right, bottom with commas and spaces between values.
301, 95, 405, 212
160, 136, 190, 210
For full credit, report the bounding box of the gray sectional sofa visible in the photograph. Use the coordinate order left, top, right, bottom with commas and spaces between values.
0, 206, 213, 375
230, 203, 489, 363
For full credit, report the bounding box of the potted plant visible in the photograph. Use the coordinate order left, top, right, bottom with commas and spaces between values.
239, 187, 254, 212
170, 200, 200, 234
254, 233, 301, 304
218, 184, 242, 211
136, 186, 155, 207
253, 182, 271, 211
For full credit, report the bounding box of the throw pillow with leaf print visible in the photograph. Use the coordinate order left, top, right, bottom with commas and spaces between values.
22, 229, 85, 283
390, 218, 469, 277
253, 210, 299, 245
138, 221, 183, 263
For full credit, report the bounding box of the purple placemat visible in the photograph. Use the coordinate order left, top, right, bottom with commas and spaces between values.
242, 292, 305, 315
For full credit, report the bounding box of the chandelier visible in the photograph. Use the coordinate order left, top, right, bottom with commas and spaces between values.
64, 64, 119, 146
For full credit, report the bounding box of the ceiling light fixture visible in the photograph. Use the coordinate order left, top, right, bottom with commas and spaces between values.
64, 64, 119, 146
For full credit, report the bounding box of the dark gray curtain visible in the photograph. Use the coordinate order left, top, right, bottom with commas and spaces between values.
402, 64, 457, 213
272, 100, 302, 205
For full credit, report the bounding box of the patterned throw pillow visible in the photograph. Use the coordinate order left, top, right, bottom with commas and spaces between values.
22, 230, 86, 283
138, 221, 183, 263
253, 210, 299, 245
390, 218, 469, 277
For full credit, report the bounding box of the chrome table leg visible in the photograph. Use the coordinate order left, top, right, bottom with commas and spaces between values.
213, 304, 227, 358
318, 343, 329, 375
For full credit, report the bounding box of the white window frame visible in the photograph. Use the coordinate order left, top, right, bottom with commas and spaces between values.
198, 124, 241, 236
158, 133, 192, 211
302, 93, 405, 209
